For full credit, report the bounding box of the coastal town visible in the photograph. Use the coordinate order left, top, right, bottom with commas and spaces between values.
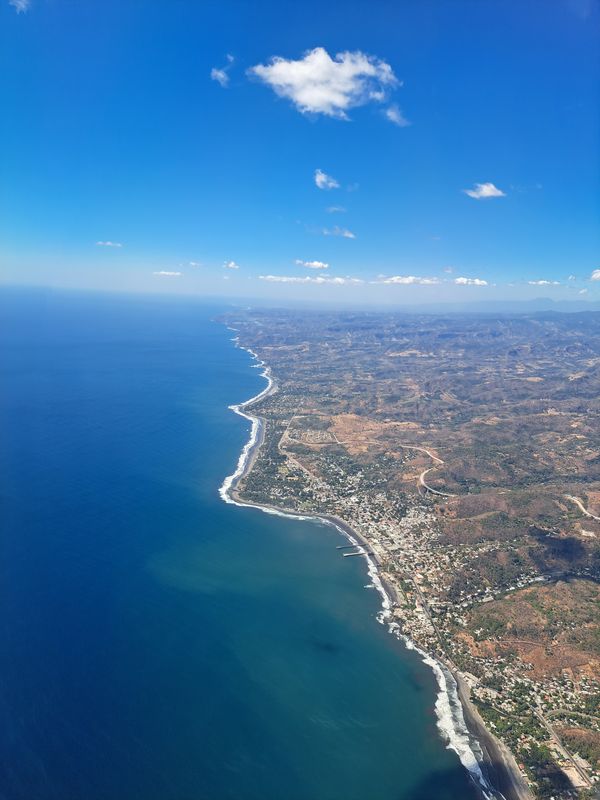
223, 309, 600, 800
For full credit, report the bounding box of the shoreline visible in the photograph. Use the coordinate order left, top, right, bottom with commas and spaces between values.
219, 336, 531, 800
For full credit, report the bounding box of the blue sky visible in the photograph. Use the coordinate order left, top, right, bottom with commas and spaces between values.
1, 0, 599, 304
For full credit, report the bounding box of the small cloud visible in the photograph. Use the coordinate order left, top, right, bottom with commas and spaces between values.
153, 271, 182, 277
372, 275, 440, 285
590, 269, 600, 281
187, 261, 202, 268
248, 47, 399, 120
579, 288, 588, 295
9, 0, 30, 12
211, 54, 235, 88
385, 104, 410, 127
463, 182, 506, 200
443, 266, 454, 274
322, 226, 356, 239
315, 169, 339, 190
326, 205, 346, 213
568, 274, 577, 281
454, 276, 488, 286
224, 260, 240, 269
96, 240, 123, 248
211, 68, 230, 87
528, 279, 560, 286
259, 274, 363, 285
295, 259, 329, 269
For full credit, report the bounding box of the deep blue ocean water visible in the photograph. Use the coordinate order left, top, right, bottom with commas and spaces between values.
0, 288, 479, 800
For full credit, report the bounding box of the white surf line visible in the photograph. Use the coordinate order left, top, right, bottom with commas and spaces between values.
565, 494, 600, 522
369, 571, 497, 799
219, 336, 499, 799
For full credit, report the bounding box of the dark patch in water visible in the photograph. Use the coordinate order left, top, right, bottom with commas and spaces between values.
309, 636, 342, 655
404, 767, 481, 800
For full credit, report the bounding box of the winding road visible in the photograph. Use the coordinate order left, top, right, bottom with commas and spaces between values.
565, 494, 600, 522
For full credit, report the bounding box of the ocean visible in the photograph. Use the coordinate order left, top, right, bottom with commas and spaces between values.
0, 288, 480, 800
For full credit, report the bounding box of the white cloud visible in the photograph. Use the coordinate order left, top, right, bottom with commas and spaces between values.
248, 47, 399, 119
579, 288, 588, 294
211, 68, 229, 88
9, 0, 30, 12
295, 259, 329, 269
326, 205, 346, 213
153, 271, 182, 277
568, 274, 577, 281
590, 269, 600, 281
322, 226, 356, 239
463, 182, 506, 200
528, 279, 560, 285
385, 104, 410, 127
187, 261, 202, 267
375, 273, 487, 286
314, 169, 339, 190
454, 276, 488, 286
260, 274, 363, 285
223, 260, 240, 269
373, 275, 440, 285
211, 54, 234, 88
96, 241, 122, 248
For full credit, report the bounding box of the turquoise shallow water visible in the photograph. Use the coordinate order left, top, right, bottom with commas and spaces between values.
0, 288, 479, 800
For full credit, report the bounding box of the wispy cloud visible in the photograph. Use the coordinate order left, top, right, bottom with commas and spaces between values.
187, 261, 202, 267
248, 47, 399, 119
295, 259, 329, 269
372, 275, 440, 285
223, 260, 240, 269
454, 276, 488, 286
463, 182, 506, 200
591, 269, 600, 281
528, 279, 560, 285
579, 288, 588, 294
153, 271, 182, 277
9, 0, 30, 12
260, 274, 363, 285
322, 226, 356, 239
211, 68, 229, 87
96, 241, 123, 248
314, 169, 339, 190
326, 205, 346, 213
385, 104, 410, 127
210, 54, 234, 88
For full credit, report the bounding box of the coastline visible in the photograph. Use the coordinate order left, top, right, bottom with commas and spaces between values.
219, 336, 531, 800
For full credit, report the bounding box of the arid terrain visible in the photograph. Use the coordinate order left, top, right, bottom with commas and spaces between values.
224, 308, 600, 799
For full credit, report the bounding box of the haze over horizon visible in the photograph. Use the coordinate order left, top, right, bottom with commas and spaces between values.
1, 0, 599, 306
